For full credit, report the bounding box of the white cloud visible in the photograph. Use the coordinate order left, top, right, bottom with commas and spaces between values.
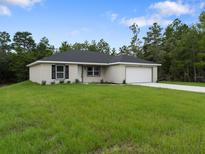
105, 11, 118, 22
0, 0, 41, 8
120, 1, 197, 28
0, 4, 11, 16
150, 1, 193, 16
121, 15, 171, 27
121, 17, 146, 27
0, 0, 42, 15
111, 13, 118, 22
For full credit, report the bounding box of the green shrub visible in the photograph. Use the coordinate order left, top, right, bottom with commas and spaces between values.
100, 79, 104, 84
123, 80, 126, 84
67, 81, 71, 84
75, 79, 80, 83
59, 80, 64, 84
51, 81, 55, 85
41, 80, 46, 85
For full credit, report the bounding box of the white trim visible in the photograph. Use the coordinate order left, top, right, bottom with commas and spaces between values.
27, 60, 161, 67
27, 61, 109, 67
56, 65, 65, 80
109, 62, 161, 66
87, 66, 101, 77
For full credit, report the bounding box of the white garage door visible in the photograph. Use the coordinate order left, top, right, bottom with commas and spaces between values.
126, 67, 152, 83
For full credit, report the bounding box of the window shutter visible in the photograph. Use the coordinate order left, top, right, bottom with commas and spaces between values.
52, 65, 56, 79
65, 65, 69, 79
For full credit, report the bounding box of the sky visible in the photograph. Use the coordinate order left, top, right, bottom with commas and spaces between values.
0, 0, 204, 49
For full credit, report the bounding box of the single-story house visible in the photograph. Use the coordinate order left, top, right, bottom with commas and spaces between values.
27, 50, 161, 84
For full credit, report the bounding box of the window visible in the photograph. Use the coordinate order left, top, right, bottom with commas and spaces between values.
56, 65, 64, 79
87, 66, 100, 77
94, 66, 100, 76
87, 67, 93, 76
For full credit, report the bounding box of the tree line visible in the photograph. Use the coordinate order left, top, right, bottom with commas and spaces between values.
0, 12, 205, 83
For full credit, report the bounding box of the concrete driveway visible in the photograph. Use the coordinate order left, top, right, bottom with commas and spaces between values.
132, 83, 205, 93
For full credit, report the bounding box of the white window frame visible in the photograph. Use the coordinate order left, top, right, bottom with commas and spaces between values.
87, 66, 101, 77
56, 65, 65, 80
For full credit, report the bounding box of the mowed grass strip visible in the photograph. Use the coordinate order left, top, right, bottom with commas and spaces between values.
0, 81, 205, 154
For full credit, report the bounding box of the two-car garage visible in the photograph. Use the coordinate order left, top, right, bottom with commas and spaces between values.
125, 67, 154, 83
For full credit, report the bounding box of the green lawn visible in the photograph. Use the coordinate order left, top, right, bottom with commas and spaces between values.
160, 81, 205, 87
1, 82, 205, 154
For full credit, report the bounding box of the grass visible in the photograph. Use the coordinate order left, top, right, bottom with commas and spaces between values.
160, 81, 205, 87
0, 81, 205, 153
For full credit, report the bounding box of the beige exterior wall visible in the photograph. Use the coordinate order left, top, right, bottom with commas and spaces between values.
29, 64, 54, 84
104, 65, 126, 83
152, 66, 158, 82
29, 64, 43, 84
41, 64, 52, 83
29, 64, 80, 84
77, 65, 83, 82
69, 64, 80, 82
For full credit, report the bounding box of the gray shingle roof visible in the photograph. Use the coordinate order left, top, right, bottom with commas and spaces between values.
40, 50, 157, 64
110, 55, 155, 64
